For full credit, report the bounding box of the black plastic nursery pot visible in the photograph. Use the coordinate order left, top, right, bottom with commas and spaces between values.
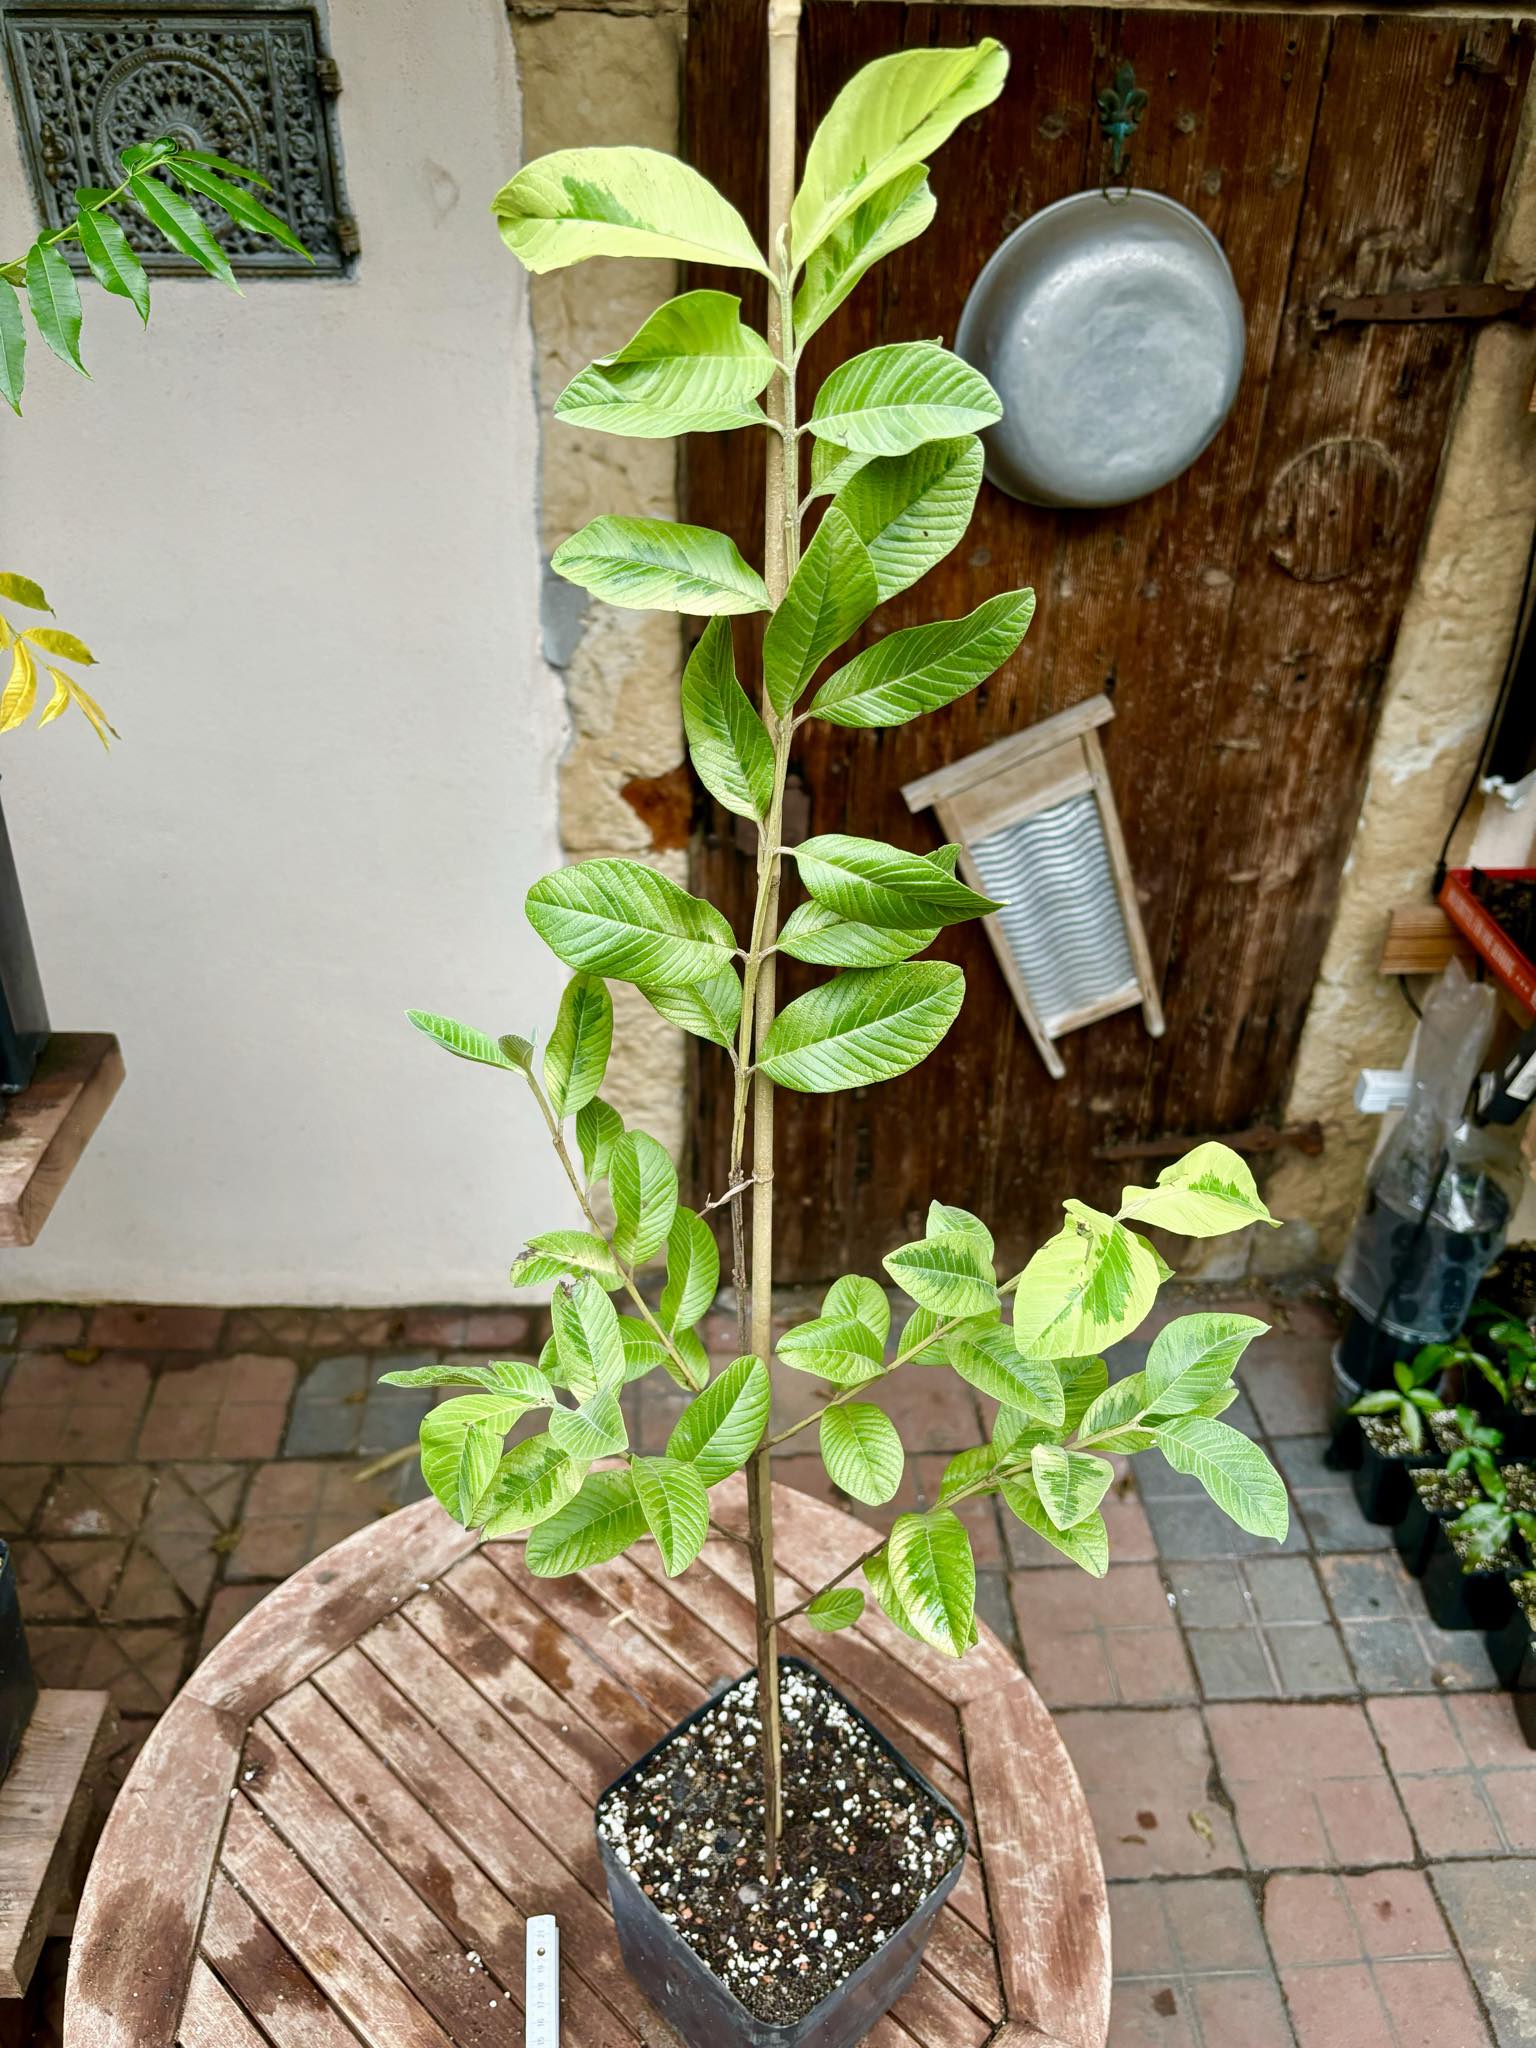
1485, 1608, 1536, 1749
1421, 1528, 1517, 1634
0, 1538, 38, 1782
1394, 1489, 1441, 1578
1351, 1429, 1435, 1527
594, 1658, 966, 2048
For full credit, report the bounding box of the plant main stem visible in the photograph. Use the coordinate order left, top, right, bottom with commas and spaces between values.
736, 0, 803, 1888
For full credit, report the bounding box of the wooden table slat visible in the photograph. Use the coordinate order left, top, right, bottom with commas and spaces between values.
310, 1649, 675, 2048
69, 1486, 1111, 2046
481, 1547, 708, 1731
964, 1682, 1111, 2048
199, 1876, 360, 2048
408, 1577, 630, 1796
356, 1614, 610, 1890
442, 1547, 667, 1753
242, 1721, 517, 2043
220, 1799, 453, 2048
68, 1696, 241, 2048
266, 1683, 641, 2048
177, 1960, 269, 2048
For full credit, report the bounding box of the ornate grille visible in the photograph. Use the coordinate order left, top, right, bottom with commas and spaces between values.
3, 6, 352, 275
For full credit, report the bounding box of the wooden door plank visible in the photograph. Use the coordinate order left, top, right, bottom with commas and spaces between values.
67, 1697, 242, 2048
355, 1613, 607, 1886
199, 1876, 359, 2048
406, 1577, 631, 1798
1152, 13, 1532, 1138
219, 1799, 453, 2048
685, 1, 1531, 1276
311, 1648, 667, 2046
177, 1961, 269, 2048
962, 1684, 1110, 2047
483, 1545, 711, 1730
0, 1689, 114, 1998
240, 1722, 518, 2044
187, 1497, 477, 1724
443, 1546, 669, 1753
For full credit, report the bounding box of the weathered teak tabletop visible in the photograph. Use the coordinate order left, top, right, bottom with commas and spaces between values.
65, 1481, 1110, 2048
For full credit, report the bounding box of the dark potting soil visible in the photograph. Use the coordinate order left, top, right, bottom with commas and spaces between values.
1471, 871, 1536, 958
1504, 1466, 1536, 1514
1447, 1527, 1520, 1575
1362, 1414, 1423, 1461
1412, 1466, 1478, 1517
1430, 1411, 1472, 1457
596, 1665, 963, 2026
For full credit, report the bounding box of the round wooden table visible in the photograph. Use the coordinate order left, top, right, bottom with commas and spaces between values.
65, 1480, 1110, 2047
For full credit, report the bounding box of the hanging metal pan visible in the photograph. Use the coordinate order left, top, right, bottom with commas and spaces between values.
955, 188, 1245, 509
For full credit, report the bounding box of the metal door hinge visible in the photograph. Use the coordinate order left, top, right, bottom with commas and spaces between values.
1317, 282, 1535, 330
315, 56, 342, 94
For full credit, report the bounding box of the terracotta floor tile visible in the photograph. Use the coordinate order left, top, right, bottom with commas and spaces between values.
0, 1465, 54, 1534
88, 1305, 224, 1352
36, 1464, 153, 1539
1368, 1691, 1536, 1858
1207, 1702, 1412, 1867
137, 1355, 296, 1460
1056, 1708, 1242, 1878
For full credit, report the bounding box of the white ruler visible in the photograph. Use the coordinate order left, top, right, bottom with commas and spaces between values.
525, 1914, 560, 2048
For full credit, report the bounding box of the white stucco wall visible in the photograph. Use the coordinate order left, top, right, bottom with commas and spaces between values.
0, 0, 576, 1303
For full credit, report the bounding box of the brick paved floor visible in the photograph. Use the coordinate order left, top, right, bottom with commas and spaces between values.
2, 1287, 1534, 2045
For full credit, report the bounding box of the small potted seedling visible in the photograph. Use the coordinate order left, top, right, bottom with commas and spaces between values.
388, 32, 1294, 2044
1422, 1462, 1529, 1633
1468, 1306, 1536, 1454
1347, 1348, 1446, 1523
1395, 1409, 1500, 1577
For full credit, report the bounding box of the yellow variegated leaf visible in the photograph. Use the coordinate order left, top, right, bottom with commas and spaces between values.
49, 668, 118, 748
24, 627, 94, 664
37, 671, 69, 728
0, 641, 36, 732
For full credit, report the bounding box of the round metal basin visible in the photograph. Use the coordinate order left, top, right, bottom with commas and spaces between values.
954, 188, 1246, 509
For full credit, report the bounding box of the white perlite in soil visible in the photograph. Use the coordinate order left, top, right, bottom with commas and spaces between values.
597, 1664, 964, 2025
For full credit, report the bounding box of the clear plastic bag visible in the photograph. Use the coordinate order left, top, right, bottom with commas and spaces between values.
1337, 962, 1521, 1344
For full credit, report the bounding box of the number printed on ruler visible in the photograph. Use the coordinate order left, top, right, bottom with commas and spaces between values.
526, 1914, 560, 2048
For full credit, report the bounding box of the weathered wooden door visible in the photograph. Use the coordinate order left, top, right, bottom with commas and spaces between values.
684, 2, 1531, 1279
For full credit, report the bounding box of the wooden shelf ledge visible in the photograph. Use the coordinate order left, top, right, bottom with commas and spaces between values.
1, 1690, 117, 1999
0, 1034, 124, 1249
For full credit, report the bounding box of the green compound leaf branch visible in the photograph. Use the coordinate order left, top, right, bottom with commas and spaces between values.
1, 137, 310, 415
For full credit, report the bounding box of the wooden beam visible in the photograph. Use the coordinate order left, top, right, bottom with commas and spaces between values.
0, 1034, 123, 1249
0, 1690, 116, 1999
1378, 906, 1474, 978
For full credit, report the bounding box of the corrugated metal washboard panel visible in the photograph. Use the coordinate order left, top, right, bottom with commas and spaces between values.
968, 791, 1139, 1038
902, 693, 1164, 1080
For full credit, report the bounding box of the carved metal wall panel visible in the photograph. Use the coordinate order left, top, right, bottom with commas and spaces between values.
3, 6, 352, 274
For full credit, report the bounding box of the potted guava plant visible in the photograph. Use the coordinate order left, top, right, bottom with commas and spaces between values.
389, 34, 1293, 2047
